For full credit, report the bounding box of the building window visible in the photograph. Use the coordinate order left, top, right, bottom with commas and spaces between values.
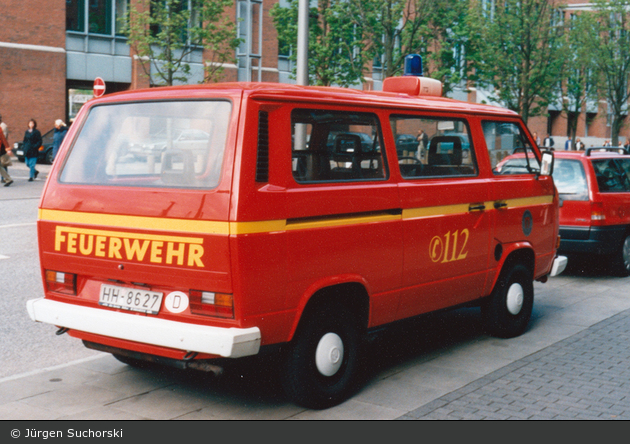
66, 0, 128, 36
89, 0, 113, 35
67, 0, 85, 32
237, 0, 263, 82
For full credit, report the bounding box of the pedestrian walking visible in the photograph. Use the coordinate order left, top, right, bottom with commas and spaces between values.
416, 128, 429, 160
532, 132, 541, 146
0, 121, 13, 187
52, 119, 68, 161
575, 138, 585, 151
564, 139, 572, 150
22, 118, 42, 182
0, 114, 10, 184
543, 133, 555, 149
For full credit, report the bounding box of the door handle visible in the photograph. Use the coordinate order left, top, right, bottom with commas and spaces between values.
469, 203, 486, 212
494, 201, 508, 209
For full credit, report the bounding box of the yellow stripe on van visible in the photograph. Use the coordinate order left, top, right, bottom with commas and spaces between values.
39, 195, 553, 236
39, 209, 231, 235
505, 196, 554, 208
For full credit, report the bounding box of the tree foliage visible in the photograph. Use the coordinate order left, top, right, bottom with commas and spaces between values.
270, 0, 370, 87
560, 12, 599, 145
585, 0, 630, 145
349, 0, 469, 96
466, 0, 566, 123
121, 0, 240, 86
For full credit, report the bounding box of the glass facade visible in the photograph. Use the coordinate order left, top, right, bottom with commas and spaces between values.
66, 0, 128, 36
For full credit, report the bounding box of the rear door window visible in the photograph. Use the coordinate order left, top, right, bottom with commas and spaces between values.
553, 159, 588, 201
592, 158, 630, 192
60, 100, 231, 189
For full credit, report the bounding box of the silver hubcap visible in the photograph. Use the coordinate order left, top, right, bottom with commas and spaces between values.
315, 333, 344, 377
506, 283, 524, 315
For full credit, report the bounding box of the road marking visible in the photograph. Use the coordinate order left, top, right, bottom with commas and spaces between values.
0, 354, 105, 384
0, 223, 36, 228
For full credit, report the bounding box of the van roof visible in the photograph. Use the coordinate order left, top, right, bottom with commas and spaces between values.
90, 81, 519, 117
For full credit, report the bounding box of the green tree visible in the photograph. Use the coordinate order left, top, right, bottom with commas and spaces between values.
351, 0, 470, 95
121, 0, 240, 86
467, 0, 566, 124
586, 0, 630, 146
270, 0, 370, 87
560, 13, 599, 146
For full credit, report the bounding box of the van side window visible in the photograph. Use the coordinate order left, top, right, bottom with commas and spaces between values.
483, 121, 540, 175
390, 115, 477, 178
291, 109, 387, 182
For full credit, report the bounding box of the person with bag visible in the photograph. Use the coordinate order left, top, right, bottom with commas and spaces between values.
22, 118, 42, 182
52, 119, 68, 162
0, 122, 13, 187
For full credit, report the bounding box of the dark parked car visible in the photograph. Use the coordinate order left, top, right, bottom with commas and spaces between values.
13, 128, 55, 164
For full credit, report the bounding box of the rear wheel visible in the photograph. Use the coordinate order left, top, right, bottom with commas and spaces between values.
611, 234, 630, 277
283, 305, 364, 409
482, 263, 533, 338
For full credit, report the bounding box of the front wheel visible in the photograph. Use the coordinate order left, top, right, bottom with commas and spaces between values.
283, 306, 364, 409
482, 263, 534, 338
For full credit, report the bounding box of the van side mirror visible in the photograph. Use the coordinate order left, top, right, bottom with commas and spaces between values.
540, 150, 554, 176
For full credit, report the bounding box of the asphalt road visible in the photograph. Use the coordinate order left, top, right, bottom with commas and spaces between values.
0, 160, 99, 379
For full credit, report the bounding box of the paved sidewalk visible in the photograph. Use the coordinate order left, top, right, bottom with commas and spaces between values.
1, 270, 629, 420
397, 308, 630, 420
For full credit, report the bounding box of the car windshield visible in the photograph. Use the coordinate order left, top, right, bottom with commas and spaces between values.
552, 159, 588, 201
59, 100, 231, 189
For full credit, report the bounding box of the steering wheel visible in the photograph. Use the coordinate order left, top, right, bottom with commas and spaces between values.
398, 156, 423, 176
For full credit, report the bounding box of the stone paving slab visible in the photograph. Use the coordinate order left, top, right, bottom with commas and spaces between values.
397, 309, 630, 420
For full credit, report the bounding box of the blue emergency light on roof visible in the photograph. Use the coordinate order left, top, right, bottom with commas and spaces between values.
403, 54, 423, 77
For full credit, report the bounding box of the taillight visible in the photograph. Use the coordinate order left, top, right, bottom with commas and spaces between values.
189, 290, 234, 319
591, 202, 606, 224
45, 270, 77, 295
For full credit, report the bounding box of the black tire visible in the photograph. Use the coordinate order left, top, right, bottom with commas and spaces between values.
611, 234, 630, 277
482, 263, 534, 338
283, 305, 364, 409
45, 149, 54, 165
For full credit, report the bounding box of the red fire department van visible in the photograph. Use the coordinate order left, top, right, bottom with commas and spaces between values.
27, 68, 565, 409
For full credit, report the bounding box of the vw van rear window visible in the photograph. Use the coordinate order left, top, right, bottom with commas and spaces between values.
59, 100, 231, 189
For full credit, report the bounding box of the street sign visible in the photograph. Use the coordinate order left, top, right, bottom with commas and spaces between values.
93, 77, 106, 98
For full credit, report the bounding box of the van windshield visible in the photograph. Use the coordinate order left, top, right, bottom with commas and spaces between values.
59, 100, 231, 189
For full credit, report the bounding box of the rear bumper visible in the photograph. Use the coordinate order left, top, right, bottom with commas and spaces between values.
559, 225, 627, 255
26, 298, 261, 358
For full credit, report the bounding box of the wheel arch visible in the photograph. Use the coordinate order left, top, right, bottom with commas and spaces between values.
490, 243, 535, 292
288, 281, 370, 343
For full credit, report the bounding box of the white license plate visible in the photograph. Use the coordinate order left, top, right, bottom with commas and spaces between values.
99, 284, 163, 315
16, 150, 23, 156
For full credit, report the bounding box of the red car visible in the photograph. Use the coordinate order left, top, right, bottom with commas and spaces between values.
497, 147, 630, 275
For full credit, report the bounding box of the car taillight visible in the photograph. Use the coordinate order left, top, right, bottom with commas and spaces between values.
189, 290, 234, 319
591, 202, 606, 224
45, 270, 77, 295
